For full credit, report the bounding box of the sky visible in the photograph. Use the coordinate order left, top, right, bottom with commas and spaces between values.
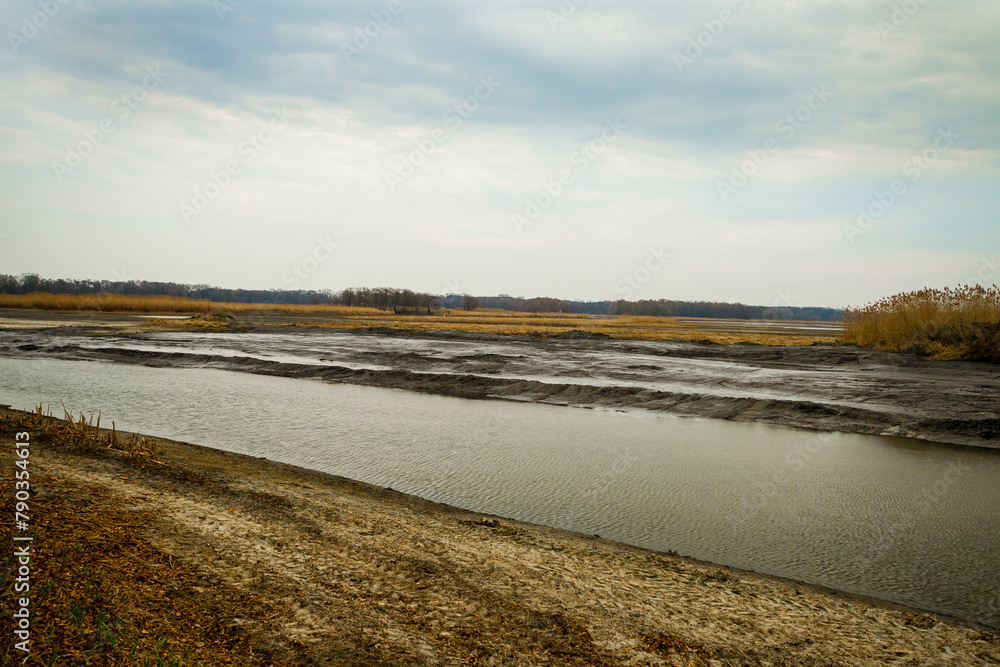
0, 0, 997, 308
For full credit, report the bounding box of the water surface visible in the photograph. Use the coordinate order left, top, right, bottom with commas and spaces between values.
3, 357, 998, 627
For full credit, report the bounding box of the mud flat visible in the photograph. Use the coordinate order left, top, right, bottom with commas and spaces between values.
1, 407, 997, 666
1, 321, 998, 449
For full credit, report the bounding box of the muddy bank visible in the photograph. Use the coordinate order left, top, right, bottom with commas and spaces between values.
2, 325, 998, 449
2, 407, 997, 666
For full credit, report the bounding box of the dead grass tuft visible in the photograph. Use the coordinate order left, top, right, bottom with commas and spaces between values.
19, 402, 162, 460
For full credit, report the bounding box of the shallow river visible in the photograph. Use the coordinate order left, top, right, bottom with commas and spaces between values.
3, 357, 999, 627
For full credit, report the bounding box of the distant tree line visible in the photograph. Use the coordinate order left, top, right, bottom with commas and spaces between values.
337, 287, 439, 314
441, 294, 841, 321
0, 273, 338, 305
0, 274, 842, 320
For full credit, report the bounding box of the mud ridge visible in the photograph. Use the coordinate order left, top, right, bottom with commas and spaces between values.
6, 336, 998, 449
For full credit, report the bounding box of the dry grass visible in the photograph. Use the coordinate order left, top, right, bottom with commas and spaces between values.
50, 402, 160, 460
141, 307, 841, 345
0, 408, 297, 667
842, 285, 1000, 361
0, 293, 380, 316
0, 293, 842, 346
292, 312, 837, 346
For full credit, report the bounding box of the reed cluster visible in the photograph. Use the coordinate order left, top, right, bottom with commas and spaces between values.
842, 285, 1000, 361
16, 403, 159, 459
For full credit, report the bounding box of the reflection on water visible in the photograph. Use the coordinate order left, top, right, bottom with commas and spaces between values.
2, 357, 999, 627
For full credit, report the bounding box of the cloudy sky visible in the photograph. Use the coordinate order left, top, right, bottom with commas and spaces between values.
1, 0, 997, 307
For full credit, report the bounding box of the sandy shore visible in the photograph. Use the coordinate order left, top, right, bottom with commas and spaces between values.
2, 408, 997, 666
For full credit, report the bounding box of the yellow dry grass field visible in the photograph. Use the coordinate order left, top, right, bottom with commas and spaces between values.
160, 309, 839, 346
0, 293, 841, 345
0, 293, 380, 316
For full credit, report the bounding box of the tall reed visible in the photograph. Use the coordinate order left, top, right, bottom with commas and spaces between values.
842, 285, 1000, 361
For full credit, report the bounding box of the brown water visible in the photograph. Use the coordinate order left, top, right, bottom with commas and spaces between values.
2, 357, 999, 628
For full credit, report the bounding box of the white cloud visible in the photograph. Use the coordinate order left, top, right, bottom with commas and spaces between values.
0, 0, 998, 306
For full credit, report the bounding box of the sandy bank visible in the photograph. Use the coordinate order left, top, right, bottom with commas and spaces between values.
1, 408, 997, 666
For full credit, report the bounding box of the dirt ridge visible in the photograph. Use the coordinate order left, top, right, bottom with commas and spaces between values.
6, 336, 998, 449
